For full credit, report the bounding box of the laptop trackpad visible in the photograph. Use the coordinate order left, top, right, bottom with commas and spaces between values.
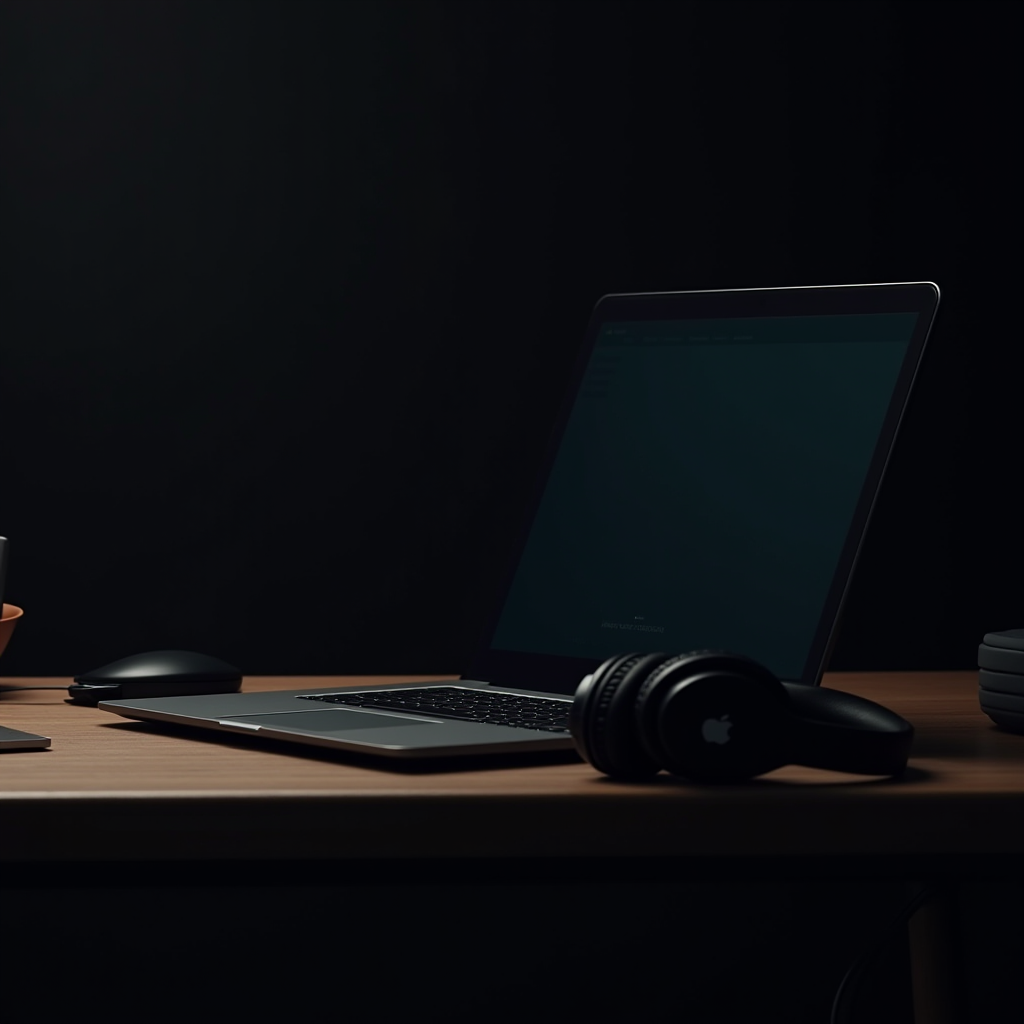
219, 710, 435, 733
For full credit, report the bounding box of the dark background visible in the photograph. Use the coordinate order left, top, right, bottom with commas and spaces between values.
1, 0, 1021, 678
1, 7, 1022, 1024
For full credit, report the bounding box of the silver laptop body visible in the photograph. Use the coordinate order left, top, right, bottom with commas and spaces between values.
100, 283, 940, 760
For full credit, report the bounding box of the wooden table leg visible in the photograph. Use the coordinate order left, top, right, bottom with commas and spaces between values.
908, 883, 962, 1024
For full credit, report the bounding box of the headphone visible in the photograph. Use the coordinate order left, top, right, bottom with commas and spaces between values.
570, 651, 913, 782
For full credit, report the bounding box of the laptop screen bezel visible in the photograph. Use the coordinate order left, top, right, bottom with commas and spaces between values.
464, 282, 940, 695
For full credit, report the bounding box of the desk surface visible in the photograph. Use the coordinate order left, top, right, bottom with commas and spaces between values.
1, 671, 1021, 864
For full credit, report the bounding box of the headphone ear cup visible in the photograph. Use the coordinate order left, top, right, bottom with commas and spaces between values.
634, 652, 790, 782
570, 652, 671, 779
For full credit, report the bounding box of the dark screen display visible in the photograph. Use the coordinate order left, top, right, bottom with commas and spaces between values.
489, 312, 918, 681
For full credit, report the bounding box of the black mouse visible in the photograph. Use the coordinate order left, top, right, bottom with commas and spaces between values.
68, 650, 243, 705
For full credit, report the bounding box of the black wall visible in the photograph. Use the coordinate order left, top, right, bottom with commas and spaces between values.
1, 0, 1021, 677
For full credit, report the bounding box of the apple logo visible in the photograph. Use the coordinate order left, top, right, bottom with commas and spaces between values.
701, 714, 733, 745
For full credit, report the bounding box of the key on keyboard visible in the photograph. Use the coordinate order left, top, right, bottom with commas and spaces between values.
298, 686, 572, 733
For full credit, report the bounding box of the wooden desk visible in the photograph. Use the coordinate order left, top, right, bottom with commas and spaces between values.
1, 670, 1021, 866
0, 671, 1020, 1024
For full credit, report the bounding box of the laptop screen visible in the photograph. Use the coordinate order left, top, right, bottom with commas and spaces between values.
470, 285, 938, 693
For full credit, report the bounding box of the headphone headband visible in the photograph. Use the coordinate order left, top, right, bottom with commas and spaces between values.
781, 683, 913, 776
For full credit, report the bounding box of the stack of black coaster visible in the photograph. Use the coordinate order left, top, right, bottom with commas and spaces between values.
978, 629, 1024, 734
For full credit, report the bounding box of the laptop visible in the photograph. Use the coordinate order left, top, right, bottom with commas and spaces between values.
99, 283, 940, 760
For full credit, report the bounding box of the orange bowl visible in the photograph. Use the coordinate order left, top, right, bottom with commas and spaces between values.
0, 604, 23, 660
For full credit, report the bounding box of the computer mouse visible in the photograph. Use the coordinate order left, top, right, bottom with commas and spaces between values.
68, 650, 243, 706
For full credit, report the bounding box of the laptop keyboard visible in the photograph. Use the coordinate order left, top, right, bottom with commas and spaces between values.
297, 686, 572, 733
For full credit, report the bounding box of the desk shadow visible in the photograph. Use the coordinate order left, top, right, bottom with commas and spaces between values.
100, 719, 585, 774
585, 763, 935, 789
